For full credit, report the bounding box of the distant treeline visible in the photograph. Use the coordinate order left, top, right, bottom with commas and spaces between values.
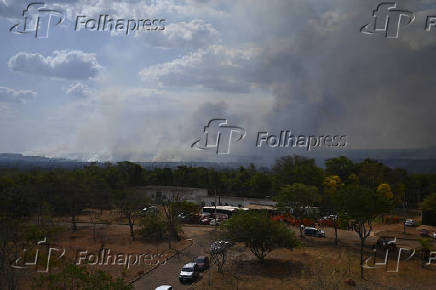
1, 155, 435, 220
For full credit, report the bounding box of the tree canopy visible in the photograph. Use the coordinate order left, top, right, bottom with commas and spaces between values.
222, 211, 300, 261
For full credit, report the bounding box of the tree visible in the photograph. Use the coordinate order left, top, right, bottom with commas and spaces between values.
160, 192, 183, 249
392, 183, 406, 208
138, 214, 167, 253
358, 159, 389, 188
421, 193, 436, 226
325, 156, 355, 182
222, 211, 300, 262
322, 175, 342, 245
376, 183, 393, 200
209, 241, 232, 273
117, 190, 150, 240
421, 192, 436, 214
250, 172, 272, 198
322, 175, 342, 202
272, 156, 323, 192
62, 171, 88, 231
274, 183, 320, 209
333, 185, 392, 279
274, 183, 320, 237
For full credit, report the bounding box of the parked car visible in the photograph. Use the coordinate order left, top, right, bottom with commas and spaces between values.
195, 256, 210, 271
179, 262, 200, 283
209, 218, 221, 226
212, 213, 229, 220
155, 286, 172, 290
303, 227, 325, 237
141, 206, 159, 215
200, 217, 212, 225
419, 229, 432, 238
376, 236, 396, 250
434, 232, 436, 240
404, 219, 417, 227
178, 213, 200, 224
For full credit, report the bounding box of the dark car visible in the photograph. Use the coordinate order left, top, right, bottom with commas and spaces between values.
195, 256, 209, 271
376, 236, 396, 250
303, 227, 325, 237
419, 229, 432, 238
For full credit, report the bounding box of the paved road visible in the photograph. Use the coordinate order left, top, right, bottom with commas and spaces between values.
134, 226, 213, 290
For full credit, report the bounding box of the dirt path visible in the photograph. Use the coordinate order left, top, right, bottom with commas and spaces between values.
134, 226, 215, 290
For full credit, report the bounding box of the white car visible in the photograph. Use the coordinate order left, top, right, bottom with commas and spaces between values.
155, 286, 172, 290
179, 262, 200, 283
404, 219, 417, 226
209, 219, 221, 226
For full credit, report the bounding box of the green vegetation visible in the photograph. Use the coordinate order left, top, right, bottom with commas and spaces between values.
333, 184, 393, 279
222, 211, 300, 261
1, 155, 436, 286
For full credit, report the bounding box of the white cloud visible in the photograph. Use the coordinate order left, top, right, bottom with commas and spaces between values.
144, 19, 220, 49
58, 0, 227, 21
8, 50, 102, 80
66, 82, 93, 98
0, 86, 36, 103
139, 45, 260, 92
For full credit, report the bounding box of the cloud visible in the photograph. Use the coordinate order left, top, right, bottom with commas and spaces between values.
66, 82, 93, 98
8, 50, 102, 80
139, 45, 260, 92
144, 19, 220, 49
4, 0, 436, 161
0, 86, 36, 103
0, 0, 28, 19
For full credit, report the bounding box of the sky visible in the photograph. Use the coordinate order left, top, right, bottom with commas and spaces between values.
0, 0, 436, 162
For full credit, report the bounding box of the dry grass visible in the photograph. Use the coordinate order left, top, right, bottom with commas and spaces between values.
194, 241, 436, 290
17, 223, 189, 289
